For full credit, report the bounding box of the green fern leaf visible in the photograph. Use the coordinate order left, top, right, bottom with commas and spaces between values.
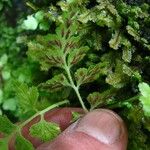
42, 74, 70, 92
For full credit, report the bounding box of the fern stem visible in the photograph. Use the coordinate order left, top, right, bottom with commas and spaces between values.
19, 100, 69, 129
74, 86, 88, 113
65, 66, 88, 112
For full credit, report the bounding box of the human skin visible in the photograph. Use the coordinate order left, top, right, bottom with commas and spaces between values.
6, 108, 128, 150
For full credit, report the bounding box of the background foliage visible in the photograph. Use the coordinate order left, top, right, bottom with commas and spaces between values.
0, 0, 150, 149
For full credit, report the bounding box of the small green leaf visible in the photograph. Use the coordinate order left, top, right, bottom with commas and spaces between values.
30, 120, 61, 142
15, 134, 34, 150
63, 36, 81, 55
91, 32, 102, 51
121, 37, 133, 63
138, 82, 150, 117
35, 11, 44, 22
27, 41, 50, 71
109, 30, 122, 50
43, 74, 70, 92
23, 15, 38, 30
75, 68, 88, 85
87, 92, 103, 107
14, 82, 39, 113
45, 49, 64, 68
123, 64, 141, 81
126, 26, 150, 50
75, 63, 101, 86
122, 47, 132, 63
27, 35, 64, 70
0, 116, 17, 135
126, 25, 140, 41
122, 65, 133, 77
95, 0, 121, 28
87, 89, 116, 109
68, 46, 89, 66
78, 10, 93, 24
106, 73, 124, 88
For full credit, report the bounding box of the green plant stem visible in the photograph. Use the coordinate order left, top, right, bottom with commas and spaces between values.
74, 86, 88, 113
6, 100, 69, 143
107, 95, 140, 109
19, 100, 69, 130
65, 67, 88, 112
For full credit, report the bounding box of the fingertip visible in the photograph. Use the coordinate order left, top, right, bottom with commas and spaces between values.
65, 109, 128, 149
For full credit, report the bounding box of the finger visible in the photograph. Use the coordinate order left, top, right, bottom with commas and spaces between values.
9, 107, 83, 150
37, 109, 128, 150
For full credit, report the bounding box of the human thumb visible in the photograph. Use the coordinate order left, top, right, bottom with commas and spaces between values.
37, 109, 128, 150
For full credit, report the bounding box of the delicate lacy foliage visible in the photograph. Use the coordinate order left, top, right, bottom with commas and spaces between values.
75, 64, 101, 86
43, 74, 70, 92
27, 1, 150, 149
0, 81, 66, 149
28, 13, 89, 71
0, 0, 150, 149
0, 83, 65, 149
30, 120, 61, 142
14, 82, 39, 114
87, 88, 117, 109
